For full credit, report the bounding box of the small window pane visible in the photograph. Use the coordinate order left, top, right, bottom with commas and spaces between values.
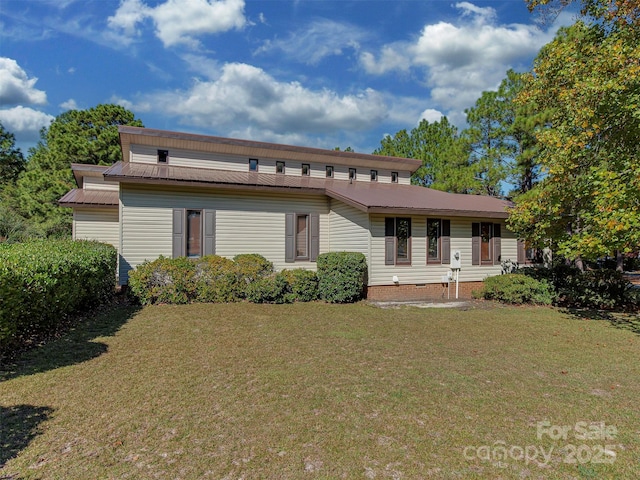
276, 161, 285, 174
391, 171, 398, 183
186, 210, 201, 258
158, 150, 168, 163
296, 215, 308, 258
302, 164, 310, 176
249, 159, 258, 171
371, 170, 378, 181
481, 222, 492, 262
385, 217, 395, 237
427, 219, 440, 260
349, 168, 356, 180
326, 166, 334, 178
396, 218, 411, 262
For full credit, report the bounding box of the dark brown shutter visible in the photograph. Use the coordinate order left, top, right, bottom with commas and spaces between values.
204, 210, 215, 256
285, 213, 295, 263
471, 222, 480, 265
441, 219, 451, 264
517, 240, 526, 264
385, 218, 395, 265
310, 213, 319, 262
172, 209, 184, 258
493, 223, 502, 265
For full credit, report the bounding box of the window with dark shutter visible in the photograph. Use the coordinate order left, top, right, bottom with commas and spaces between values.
172, 209, 184, 258
285, 213, 295, 263
472, 222, 480, 266
385, 218, 395, 265
493, 223, 502, 265
442, 220, 451, 264
310, 213, 319, 262
286, 212, 319, 262
385, 217, 411, 265
204, 210, 215, 256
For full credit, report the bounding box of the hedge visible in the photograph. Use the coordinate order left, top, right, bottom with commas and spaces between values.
474, 273, 555, 305
0, 240, 117, 352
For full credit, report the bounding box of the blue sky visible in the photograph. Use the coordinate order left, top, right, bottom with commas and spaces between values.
0, 0, 574, 154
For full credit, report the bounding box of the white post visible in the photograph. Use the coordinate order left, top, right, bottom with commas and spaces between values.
455, 269, 459, 299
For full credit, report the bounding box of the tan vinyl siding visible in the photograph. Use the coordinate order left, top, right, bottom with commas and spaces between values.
129, 144, 413, 183
119, 184, 329, 283
73, 208, 119, 251
82, 176, 119, 191
329, 200, 370, 256
368, 215, 518, 286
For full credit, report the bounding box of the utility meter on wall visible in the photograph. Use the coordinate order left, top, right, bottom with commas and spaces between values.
451, 250, 461, 269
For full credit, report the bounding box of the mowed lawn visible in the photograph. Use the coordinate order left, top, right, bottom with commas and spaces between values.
1, 302, 639, 479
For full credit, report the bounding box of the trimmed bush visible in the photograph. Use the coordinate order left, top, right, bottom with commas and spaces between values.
128, 256, 196, 305
246, 273, 290, 304
233, 254, 273, 297
475, 274, 555, 305
281, 269, 319, 302
195, 255, 241, 303
317, 252, 367, 303
0, 240, 117, 351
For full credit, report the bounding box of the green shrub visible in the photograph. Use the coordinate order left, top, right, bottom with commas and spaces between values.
521, 265, 634, 309
246, 273, 290, 304
233, 254, 273, 297
194, 255, 240, 303
476, 274, 555, 305
281, 269, 319, 302
128, 256, 197, 305
317, 252, 367, 303
0, 240, 117, 352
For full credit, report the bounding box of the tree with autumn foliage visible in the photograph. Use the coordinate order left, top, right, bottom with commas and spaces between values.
507, 0, 640, 266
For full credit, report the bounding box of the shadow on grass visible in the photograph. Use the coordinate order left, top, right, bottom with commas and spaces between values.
563, 308, 640, 335
0, 305, 141, 382
0, 404, 54, 469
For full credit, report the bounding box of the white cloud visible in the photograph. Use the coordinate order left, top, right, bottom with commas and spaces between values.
359, 2, 561, 113
60, 98, 78, 110
128, 62, 388, 139
108, 0, 247, 48
0, 58, 48, 106
0, 106, 54, 141
419, 108, 445, 124
255, 19, 367, 65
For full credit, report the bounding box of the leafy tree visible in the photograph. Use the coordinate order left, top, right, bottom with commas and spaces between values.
508, 5, 640, 264
12, 104, 143, 236
0, 122, 25, 186
374, 117, 479, 194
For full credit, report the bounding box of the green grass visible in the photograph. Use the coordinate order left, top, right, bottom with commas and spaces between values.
1, 302, 639, 479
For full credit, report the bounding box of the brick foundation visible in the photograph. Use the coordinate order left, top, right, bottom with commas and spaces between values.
366, 281, 485, 302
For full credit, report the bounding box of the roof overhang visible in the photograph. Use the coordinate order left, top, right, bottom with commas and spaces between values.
118, 126, 422, 173
58, 189, 119, 208
70, 163, 113, 188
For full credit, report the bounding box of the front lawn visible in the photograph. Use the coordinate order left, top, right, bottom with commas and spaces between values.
1, 303, 639, 478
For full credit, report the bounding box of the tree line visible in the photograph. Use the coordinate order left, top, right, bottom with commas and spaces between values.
1, 0, 638, 269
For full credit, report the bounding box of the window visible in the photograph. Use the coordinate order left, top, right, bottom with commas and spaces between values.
186, 210, 201, 258
158, 149, 169, 163
285, 213, 319, 262
385, 217, 411, 265
371, 170, 378, 181
276, 161, 285, 174
172, 209, 215, 258
391, 171, 398, 183
349, 168, 357, 181
249, 158, 258, 172
326, 166, 334, 178
302, 163, 310, 176
296, 215, 308, 259
472, 222, 501, 266
427, 219, 451, 264
517, 240, 542, 264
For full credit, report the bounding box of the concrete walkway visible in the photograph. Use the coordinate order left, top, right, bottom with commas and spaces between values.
370, 300, 472, 309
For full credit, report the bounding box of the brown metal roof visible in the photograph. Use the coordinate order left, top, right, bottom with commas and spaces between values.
118, 126, 422, 172
103, 162, 510, 218
326, 182, 511, 218
58, 189, 119, 208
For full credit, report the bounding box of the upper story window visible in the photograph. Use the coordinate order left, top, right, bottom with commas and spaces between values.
249, 158, 258, 172
370, 170, 378, 181
391, 171, 398, 183
349, 168, 357, 181
158, 149, 169, 163
326, 166, 334, 178
276, 161, 285, 174
302, 164, 310, 176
